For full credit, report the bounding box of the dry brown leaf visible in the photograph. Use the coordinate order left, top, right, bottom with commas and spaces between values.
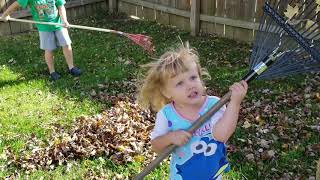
305, 19, 318, 32
284, 4, 299, 19
261, 150, 275, 160
242, 121, 252, 129
316, 93, 320, 101
245, 153, 255, 161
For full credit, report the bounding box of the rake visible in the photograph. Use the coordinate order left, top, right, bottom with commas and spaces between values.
135, 0, 320, 179
5, 17, 155, 54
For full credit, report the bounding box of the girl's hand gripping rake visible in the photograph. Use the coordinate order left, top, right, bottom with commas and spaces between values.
5, 17, 155, 54
135, 0, 320, 179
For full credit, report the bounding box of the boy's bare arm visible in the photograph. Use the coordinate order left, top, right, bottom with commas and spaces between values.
1, 2, 21, 21
57, 5, 69, 26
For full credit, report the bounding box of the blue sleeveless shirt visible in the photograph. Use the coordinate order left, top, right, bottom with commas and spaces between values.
159, 96, 230, 180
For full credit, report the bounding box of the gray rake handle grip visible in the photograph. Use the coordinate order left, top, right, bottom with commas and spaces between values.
7, 17, 125, 35
134, 91, 232, 180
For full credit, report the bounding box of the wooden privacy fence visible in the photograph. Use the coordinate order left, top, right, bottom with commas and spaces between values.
0, 0, 265, 42
117, 0, 264, 42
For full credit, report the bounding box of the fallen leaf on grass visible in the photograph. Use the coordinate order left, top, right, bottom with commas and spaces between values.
242, 121, 252, 129
285, 4, 299, 19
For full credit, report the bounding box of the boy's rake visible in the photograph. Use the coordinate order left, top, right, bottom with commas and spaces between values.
6, 17, 155, 54
135, 0, 320, 179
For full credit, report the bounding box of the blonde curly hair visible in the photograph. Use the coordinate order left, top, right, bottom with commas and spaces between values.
137, 42, 210, 111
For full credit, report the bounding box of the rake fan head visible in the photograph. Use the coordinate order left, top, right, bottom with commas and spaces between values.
126, 33, 155, 55
251, 0, 320, 80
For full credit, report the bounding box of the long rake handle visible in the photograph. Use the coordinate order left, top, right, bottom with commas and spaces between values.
7, 17, 125, 35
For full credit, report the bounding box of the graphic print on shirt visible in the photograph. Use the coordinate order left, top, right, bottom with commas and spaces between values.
174, 136, 229, 180
34, 0, 57, 21
159, 96, 230, 180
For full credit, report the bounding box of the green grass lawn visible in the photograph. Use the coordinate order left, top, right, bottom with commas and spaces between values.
0, 11, 319, 179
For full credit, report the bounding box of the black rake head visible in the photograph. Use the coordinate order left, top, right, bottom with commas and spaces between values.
251, 0, 320, 80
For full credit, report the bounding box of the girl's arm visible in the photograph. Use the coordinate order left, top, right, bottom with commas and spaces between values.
1, 2, 21, 21
151, 133, 174, 153
57, 5, 69, 26
213, 81, 248, 142
151, 130, 191, 153
150, 112, 191, 153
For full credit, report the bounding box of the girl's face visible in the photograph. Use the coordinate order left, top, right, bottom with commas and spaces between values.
162, 61, 205, 106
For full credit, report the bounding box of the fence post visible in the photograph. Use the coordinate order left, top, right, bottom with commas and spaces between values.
190, 0, 200, 36
109, 0, 117, 13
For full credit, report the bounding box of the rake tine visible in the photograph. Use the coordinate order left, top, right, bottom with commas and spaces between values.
264, 57, 311, 76
260, 64, 320, 79
254, 16, 279, 66
261, 43, 314, 77
252, 1, 276, 66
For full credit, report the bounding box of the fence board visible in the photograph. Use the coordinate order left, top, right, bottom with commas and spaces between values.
215, 0, 225, 37
109, 0, 117, 13
119, 1, 138, 18
136, 3, 143, 18
91, 2, 97, 15
85, 2, 93, 15
225, 0, 236, 39
9, 21, 21, 34
78, 5, 86, 18
0, 22, 11, 35
75, 5, 81, 19
70, 7, 77, 20
190, 0, 200, 36
156, 0, 170, 25
180, 0, 190, 31
254, 0, 266, 42
100, 1, 107, 12
168, 0, 178, 28
66, 6, 72, 19
234, 0, 255, 42
200, 0, 208, 33
143, 0, 156, 21
118, 1, 128, 15
20, 16, 33, 32
200, 0, 216, 34
170, 0, 190, 30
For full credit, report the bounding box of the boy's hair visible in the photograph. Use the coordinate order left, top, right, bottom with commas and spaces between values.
137, 42, 210, 111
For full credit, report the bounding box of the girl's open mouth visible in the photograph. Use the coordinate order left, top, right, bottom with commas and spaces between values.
188, 91, 198, 98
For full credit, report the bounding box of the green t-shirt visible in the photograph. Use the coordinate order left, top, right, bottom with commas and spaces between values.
17, 0, 66, 32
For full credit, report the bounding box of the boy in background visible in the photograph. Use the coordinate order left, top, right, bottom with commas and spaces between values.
1, 0, 81, 80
